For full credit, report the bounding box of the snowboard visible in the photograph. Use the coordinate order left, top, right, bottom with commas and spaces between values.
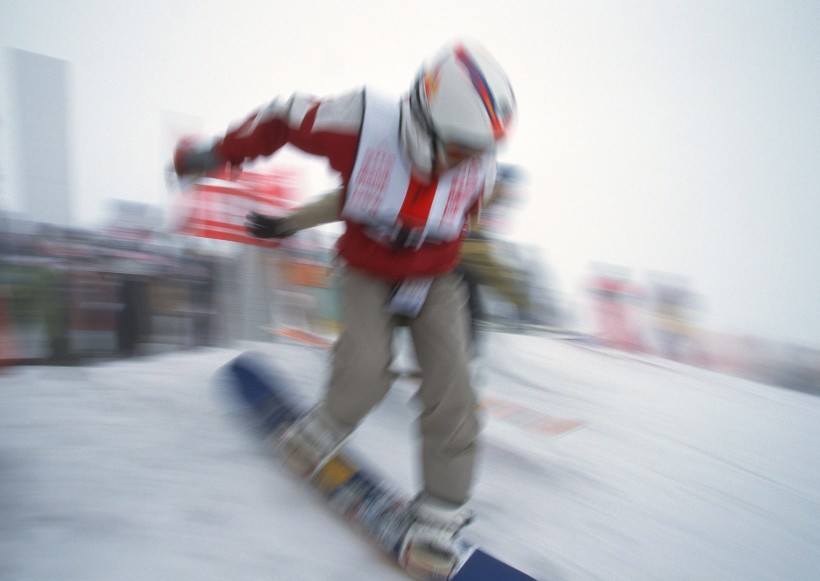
222, 351, 540, 581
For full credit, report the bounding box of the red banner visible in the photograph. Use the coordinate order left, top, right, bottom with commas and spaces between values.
174, 167, 303, 246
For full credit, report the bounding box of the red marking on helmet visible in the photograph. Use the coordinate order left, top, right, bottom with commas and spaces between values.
454, 45, 508, 140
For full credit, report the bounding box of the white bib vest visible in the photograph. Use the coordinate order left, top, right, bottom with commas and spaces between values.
343, 89, 492, 248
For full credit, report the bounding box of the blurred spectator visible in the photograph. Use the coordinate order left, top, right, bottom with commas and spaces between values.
587, 263, 645, 351
460, 164, 536, 332
116, 275, 150, 356
647, 272, 707, 365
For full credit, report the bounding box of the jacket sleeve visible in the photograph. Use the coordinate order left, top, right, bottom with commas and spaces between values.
280, 188, 342, 233
214, 89, 364, 179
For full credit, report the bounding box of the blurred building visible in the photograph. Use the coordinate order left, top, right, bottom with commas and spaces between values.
7, 48, 72, 225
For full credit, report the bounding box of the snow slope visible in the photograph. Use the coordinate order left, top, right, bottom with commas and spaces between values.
2, 332, 819, 580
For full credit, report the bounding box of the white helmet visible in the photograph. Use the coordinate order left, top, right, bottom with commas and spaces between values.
402, 39, 516, 176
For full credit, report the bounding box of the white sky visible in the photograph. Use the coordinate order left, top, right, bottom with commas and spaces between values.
1, 0, 819, 347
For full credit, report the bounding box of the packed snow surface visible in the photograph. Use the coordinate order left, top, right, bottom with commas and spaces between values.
2, 332, 819, 580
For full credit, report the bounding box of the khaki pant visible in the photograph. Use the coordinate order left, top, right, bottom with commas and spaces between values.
320, 266, 480, 505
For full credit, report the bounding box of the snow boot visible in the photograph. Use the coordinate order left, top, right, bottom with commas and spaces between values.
399, 494, 475, 580
276, 407, 350, 480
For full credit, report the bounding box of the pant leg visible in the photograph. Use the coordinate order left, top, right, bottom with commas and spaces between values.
322, 266, 397, 429
409, 272, 481, 505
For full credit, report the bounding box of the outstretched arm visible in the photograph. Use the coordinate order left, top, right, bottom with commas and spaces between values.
283, 188, 342, 232
246, 188, 342, 239
174, 90, 363, 179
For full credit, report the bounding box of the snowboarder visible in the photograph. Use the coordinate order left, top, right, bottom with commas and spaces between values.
174, 38, 516, 578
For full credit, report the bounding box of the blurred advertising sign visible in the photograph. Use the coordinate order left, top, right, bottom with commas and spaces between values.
173, 167, 303, 246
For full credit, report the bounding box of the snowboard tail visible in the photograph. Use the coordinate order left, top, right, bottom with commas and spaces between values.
223, 352, 539, 581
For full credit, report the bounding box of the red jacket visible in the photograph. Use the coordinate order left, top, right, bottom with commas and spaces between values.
215, 88, 476, 281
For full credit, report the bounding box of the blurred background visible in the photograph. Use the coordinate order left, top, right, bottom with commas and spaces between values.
1, 0, 818, 392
